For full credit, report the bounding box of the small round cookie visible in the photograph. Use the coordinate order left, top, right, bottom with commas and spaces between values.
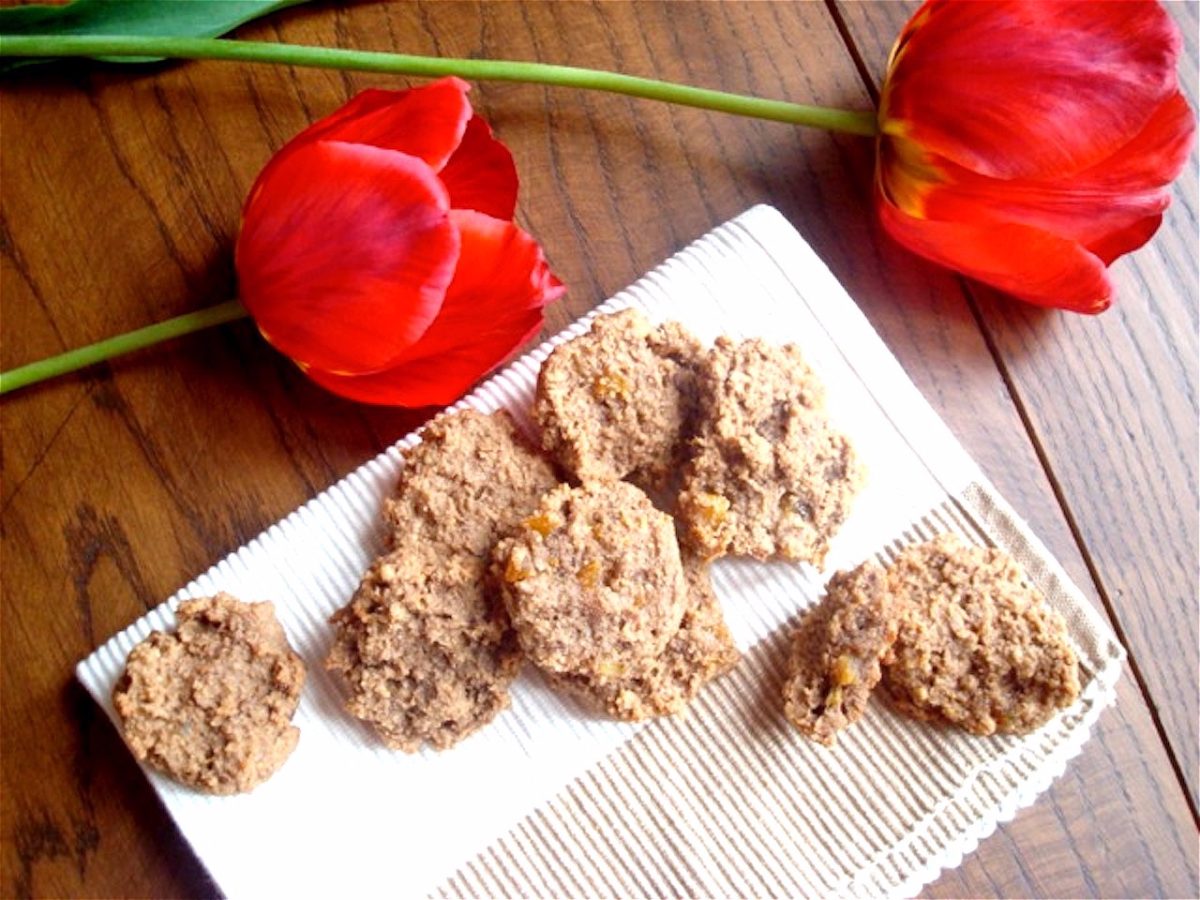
327, 540, 522, 752
881, 534, 1081, 736
782, 561, 896, 746
113, 594, 305, 795
534, 308, 704, 486
677, 337, 864, 564
383, 408, 560, 558
497, 480, 688, 678
547, 556, 740, 720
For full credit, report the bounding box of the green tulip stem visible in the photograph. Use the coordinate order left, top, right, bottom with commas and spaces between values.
0, 35, 880, 136
0, 34, 879, 396
0, 300, 248, 395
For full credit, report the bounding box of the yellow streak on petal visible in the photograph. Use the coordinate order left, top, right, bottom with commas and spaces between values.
879, 133, 944, 220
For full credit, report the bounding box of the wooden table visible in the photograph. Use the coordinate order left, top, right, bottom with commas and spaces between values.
3, 2, 1197, 896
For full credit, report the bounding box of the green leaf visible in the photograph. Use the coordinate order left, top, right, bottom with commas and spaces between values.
0, 0, 309, 71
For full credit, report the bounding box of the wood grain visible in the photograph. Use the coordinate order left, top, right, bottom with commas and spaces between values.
837, 0, 1200, 808
1, 2, 1195, 896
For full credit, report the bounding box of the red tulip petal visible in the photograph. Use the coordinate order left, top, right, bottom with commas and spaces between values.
916, 157, 1173, 253
883, 0, 1184, 179
283, 78, 473, 172
878, 190, 1112, 313
882, 91, 1193, 263
1076, 91, 1196, 189
1086, 213, 1163, 266
237, 140, 460, 375
437, 115, 519, 220
401, 209, 564, 358
303, 210, 564, 406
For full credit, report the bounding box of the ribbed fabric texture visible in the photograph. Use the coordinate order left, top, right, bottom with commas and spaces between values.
77, 206, 1122, 899
435, 493, 1118, 899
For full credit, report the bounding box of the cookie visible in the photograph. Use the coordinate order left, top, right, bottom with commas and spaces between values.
327, 540, 522, 752
384, 408, 560, 557
497, 480, 689, 678
534, 309, 704, 486
112, 594, 305, 795
677, 337, 863, 564
336, 409, 557, 752
782, 561, 896, 745
881, 534, 1081, 736
547, 556, 740, 720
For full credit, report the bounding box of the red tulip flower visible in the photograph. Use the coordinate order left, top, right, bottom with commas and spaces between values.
876, 0, 1195, 313
5, 9, 1195, 399
235, 77, 564, 405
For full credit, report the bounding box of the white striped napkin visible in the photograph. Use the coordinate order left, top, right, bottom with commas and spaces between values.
77, 205, 1123, 899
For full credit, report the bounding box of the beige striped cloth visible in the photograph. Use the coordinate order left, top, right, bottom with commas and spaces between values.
78, 206, 1123, 899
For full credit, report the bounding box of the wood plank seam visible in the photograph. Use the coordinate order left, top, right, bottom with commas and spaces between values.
824, 0, 882, 106
958, 275, 1200, 829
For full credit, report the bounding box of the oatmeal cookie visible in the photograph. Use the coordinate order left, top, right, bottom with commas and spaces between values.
677, 337, 863, 564
547, 556, 740, 719
534, 308, 705, 486
496, 480, 689, 678
383, 408, 559, 556
782, 562, 896, 745
113, 594, 305, 795
327, 540, 522, 752
340, 409, 556, 752
881, 534, 1081, 736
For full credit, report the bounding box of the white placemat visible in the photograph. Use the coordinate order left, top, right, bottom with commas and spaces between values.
77, 204, 1123, 899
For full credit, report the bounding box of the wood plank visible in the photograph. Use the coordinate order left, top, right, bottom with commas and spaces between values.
1, 2, 1194, 896
837, 0, 1200, 807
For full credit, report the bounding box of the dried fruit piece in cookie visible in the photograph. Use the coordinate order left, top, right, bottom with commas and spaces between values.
327, 541, 522, 752
383, 408, 559, 556
547, 555, 740, 720
113, 593, 305, 795
496, 480, 688, 678
677, 337, 863, 564
881, 534, 1081, 736
782, 561, 896, 745
533, 308, 704, 486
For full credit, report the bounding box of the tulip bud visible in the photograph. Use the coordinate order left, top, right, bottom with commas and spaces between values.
876, 0, 1195, 313
236, 78, 564, 405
